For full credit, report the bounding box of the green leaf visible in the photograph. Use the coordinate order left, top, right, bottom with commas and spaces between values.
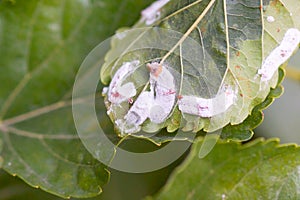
151, 137, 300, 200
0, 139, 2, 168
221, 67, 285, 141
100, 0, 300, 142
0, 169, 63, 200
0, 0, 153, 198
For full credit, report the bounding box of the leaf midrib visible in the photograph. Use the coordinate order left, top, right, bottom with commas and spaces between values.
0, 96, 93, 137
160, 0, 217, 64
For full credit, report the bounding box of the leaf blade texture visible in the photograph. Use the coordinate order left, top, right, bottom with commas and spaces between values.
153, 137, 300, 200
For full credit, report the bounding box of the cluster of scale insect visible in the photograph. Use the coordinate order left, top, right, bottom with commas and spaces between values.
106, 61, 239, 134
105, 8, 300, 134
110, 62, 177, 133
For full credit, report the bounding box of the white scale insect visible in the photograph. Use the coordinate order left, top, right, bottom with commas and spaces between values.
258, 28, 300, 82
107, 60, 140, 104
116, 91, 153, 134
113, 62, 176, 133
109, 61, 238, 133
178, 84, 238, 118
141, 0, 170, 25
267, 16, 275, 23
147, 62, 177, 123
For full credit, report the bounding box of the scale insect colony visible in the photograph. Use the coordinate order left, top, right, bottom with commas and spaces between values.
106, 61, 238, 134
111, 62, 177, 133
104, 27, 300, 134
104, 0, 300, 134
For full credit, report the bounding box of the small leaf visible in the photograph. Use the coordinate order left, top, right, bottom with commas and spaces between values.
101, 0, 300, 142
0, 0, 153, 198
152, 137, 300, 200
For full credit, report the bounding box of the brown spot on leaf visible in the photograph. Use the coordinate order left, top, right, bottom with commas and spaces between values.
235, 65, 241, 70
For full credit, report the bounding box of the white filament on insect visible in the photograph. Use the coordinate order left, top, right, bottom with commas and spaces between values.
116, 62, 176, 133
258, 28, 300, 82
141, 0, 170, 25
178, 84, 238, 118
108, 60, 140, 104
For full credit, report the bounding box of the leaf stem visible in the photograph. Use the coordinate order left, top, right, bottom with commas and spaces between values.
218, 0, 230, 91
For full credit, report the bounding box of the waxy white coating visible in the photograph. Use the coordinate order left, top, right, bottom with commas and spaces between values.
258, 28, 300, 82
114, 62, 176, 133
108, 60, 140, 104
178, 84, 238, 117
141, 0, 170, 25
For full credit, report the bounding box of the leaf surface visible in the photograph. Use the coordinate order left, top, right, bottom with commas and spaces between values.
152, 137, 300, 200
0, 0, 153, 198
0, 170, 63, 200
101, 0, 300, 142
